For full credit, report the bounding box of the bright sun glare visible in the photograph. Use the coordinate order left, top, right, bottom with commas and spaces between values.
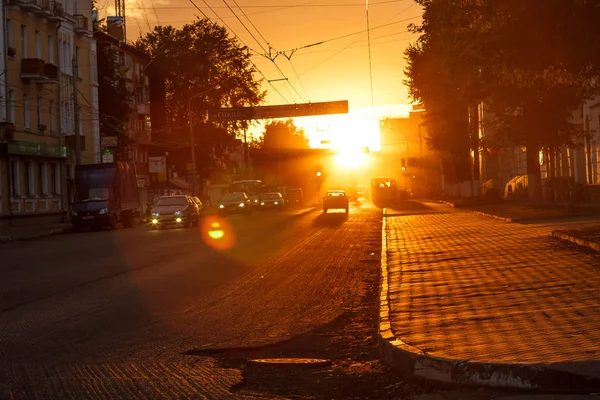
334, 149, 368, 170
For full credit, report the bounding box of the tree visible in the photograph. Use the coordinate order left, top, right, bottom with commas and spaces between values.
260, 119, 309, 149
96, 35, 134, 161
135, 18, 265, 177
404, 0, 600, 203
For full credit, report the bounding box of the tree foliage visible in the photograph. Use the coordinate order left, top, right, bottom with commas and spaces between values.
404, 0, 600, 200
96, 36, 134, 160
135, 18, 265, 175
260, 119, 309, 149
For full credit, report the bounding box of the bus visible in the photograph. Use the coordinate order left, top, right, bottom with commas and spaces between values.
371, 177, 397, 207
228, 179, 266, 205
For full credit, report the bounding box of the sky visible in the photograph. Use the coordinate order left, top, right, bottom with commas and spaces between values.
96, 0, 423, 151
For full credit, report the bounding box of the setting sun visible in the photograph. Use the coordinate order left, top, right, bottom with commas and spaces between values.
334, 149, 368, 170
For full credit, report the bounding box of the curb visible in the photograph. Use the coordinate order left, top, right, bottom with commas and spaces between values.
552, 230, 600, 252
378, 209, 600, 393
0, 226, 72, 244
471, 210, 513, 223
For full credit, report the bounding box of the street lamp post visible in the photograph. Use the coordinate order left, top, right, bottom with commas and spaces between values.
188, 84, 220, 197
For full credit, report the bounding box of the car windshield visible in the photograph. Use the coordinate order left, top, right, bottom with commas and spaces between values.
222, 193, 244, 202
155, 197, 187, 206
264, 193, 280, 200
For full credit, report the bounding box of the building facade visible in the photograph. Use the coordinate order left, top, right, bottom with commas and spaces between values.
378, 112, 443, 196
94, 24, 152, 213
0, 0, 97, 225
479, 105, 587, 199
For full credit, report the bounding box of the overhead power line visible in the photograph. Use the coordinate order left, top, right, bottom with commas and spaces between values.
263, 14, 421, 60
187, 0, 292, 104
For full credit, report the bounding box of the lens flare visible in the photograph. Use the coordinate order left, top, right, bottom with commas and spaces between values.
208, 222, 225, 240
201, 216, 235, 250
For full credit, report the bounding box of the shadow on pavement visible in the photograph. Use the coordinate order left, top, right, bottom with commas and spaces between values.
384, 200, 444, 216
313, 212, 349, 227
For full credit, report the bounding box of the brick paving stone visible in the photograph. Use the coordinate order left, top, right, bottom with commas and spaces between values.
386, 212, 600, 364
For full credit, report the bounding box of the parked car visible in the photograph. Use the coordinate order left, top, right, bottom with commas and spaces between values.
260, 192, 285, 211
150, 195, 199, 229
323, 190, 349, 214
218, 192, 252, 216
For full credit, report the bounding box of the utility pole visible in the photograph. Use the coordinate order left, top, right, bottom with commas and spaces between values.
72, 55, 81, 165
188, 109, 198, 197
243, 126, 249, 177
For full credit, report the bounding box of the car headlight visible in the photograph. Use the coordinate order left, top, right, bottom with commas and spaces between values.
71, 210, 78, 216
152, 212, 159, 217
261, 202, 265, 205
239, 202, 245, 207
274, 201, 278, 205
99, 207, 108, 215
174, 210, 182, 216
254, 199, 258, 203
219, 204, 225, 209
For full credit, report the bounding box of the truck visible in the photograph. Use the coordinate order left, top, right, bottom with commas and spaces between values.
71, 162, 140, 230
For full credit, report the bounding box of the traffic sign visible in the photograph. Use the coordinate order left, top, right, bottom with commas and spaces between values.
208, 100, 348, 122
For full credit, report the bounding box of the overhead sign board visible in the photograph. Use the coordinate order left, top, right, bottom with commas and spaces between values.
208, 100, 349, 122
101, 136, 118, 147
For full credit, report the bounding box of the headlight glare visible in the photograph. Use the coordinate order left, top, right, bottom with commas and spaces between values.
174, 210, 182, 216
239, 202, 245, 207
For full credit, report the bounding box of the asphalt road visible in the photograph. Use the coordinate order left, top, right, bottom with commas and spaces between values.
0, 203, 386, 399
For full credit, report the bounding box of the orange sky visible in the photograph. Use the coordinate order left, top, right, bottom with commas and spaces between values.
97, 0, 422, 150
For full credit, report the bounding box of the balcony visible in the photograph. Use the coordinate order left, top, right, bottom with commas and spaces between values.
21, 58, 46, 81
19, 0, 40, 10
74, 14, 89, 34
33, 0, 52, 16
137, 104, 150, 115
44, 63, 59, 83
48, 1, 66, 21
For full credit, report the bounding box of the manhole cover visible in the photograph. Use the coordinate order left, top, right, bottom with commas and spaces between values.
248, 358, 331, 367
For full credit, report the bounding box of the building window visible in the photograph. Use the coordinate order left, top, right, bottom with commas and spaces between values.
35, 30, 41, 58
37, 96, 43, 127
52, 163, 61, 195
10, 160, 20, 196
75, 46, 81, 77
23, 94, 30, 129
25, 162, 34, 195
6, 19, 12, 48
7, 90, 14, 123
79, 108, 83, 147
38, 162, 47, 195
20, 25, 27, 58
48, 35, 54, 63
49, 100, 55, 132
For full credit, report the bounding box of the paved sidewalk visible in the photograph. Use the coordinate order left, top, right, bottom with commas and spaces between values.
0, 222, 72, 243
380, 210, 600, 392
